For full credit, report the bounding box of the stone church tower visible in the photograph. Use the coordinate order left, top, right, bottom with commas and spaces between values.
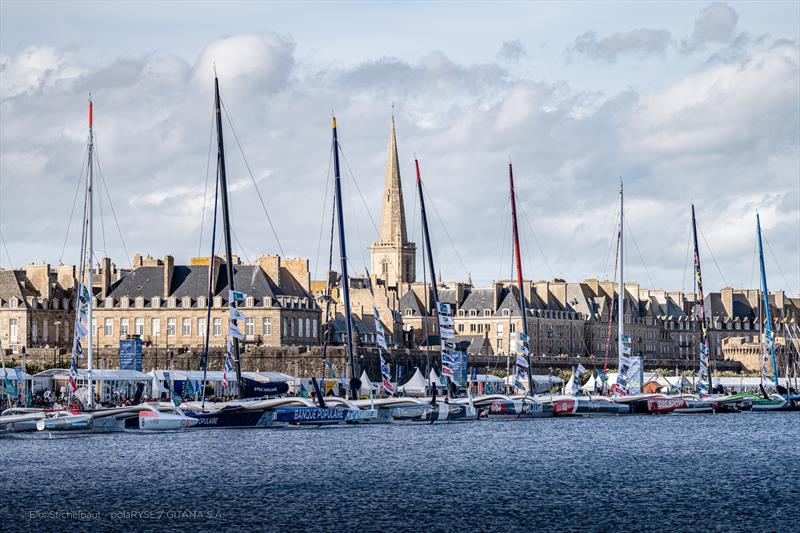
371, 117, 416, 289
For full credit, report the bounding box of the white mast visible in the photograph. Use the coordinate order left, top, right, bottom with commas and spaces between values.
87, 96, 94, 409
617, 179, 624, 369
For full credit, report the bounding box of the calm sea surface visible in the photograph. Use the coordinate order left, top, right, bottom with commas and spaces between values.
1, 412, 798, 532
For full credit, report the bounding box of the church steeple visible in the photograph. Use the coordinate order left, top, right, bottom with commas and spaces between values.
378, 115, 408, 245
371, 113, 416, 288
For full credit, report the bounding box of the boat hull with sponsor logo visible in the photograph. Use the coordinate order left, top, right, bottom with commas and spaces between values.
486, 399, 554, 418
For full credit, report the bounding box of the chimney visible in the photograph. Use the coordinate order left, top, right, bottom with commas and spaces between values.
599, 280, 616, 300
25, 263, 51, 300
625, 282, 640, 303
257, 255, 281, 286
57, 265, 76, 292
163, 255, 174, 298
283, 258, 311, 292
535, 281, 550, 308
101, 257, 111, 299
721, 287, 733, 318
132, 253, 143, 268
583, 278, 600, 297
550, 280, 567, 308
774, 290, 785, 312
492, 282, 502, 310
455, 282, 466, 308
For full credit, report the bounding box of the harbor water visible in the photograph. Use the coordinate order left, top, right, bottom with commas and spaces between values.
2, 412, 799, 532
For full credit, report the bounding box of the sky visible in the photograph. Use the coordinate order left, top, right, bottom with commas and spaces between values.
1, 1, 798, 296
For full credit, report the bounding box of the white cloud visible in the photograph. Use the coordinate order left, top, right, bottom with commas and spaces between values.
681, 2, 739, 53
0, 27, 797, 294
568, 29, 673, 63
0, 46, 83, 97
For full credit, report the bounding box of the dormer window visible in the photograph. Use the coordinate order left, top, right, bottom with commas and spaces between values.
183, 297, 191, 308
197, 296, 206, 308
457, 310, 465, 317
246, 297, 254, 308
405, 309, 413, 316
152, 297, 161, 308
168, 297, 176, 308
483, 309, 491, 317
10, 297, 18, 308
136, 297, 144, 308
502, 309, 511, 317
263, 297, 272, 307
469, 310, 477, 317
120, 297, 130, 309
105, 297, 114, 308
213, 296, 222, 308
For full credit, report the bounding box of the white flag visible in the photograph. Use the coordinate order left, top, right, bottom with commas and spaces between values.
229, 323, 244, 340
230, 307, 246, 321
438, 314, 454, 327
75, 320, 88, 340
440, 325, 455, 339
576, 363, 586, 375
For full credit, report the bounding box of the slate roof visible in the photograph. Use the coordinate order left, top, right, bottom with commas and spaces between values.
399, 289, 426, 316
106, 263, 312, 305
107, 266, 163, 299
460, 288, 495, 312
0, 270, 23, 301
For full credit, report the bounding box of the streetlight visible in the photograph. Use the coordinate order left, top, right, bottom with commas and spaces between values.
53, 321, 62, 366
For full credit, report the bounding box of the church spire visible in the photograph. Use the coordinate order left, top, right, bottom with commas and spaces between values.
378, 115, 408, 245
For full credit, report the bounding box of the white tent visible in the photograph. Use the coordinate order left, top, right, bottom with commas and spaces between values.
581, 372, 659, 392
503, 374, 563, 394
565, 374, 578, 394
399, 368, 429, 396
429, 369, 443, 388
149, 369, 167, 395
359, 370, 377, 396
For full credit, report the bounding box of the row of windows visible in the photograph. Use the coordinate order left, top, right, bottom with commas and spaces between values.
94, 317, 283, 339
1, 319, 72, 344
107, 296, 313, 310
282, 317, 318, 339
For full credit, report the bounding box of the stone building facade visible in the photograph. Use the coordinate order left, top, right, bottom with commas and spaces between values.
89, 254, 320, 351
0, 264, 77, 354
1, 253, 321, 355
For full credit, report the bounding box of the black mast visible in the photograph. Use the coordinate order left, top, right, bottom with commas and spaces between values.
416, 159, 439, 305
214, 75, 243, 396
691, 204, 712, 395
331, 116, 359, 400
415, 158, 439, 381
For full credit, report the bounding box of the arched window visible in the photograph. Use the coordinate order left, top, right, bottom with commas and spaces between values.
381, 260, 389, 277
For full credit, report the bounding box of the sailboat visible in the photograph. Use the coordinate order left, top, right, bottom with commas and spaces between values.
748, 214, 796, 412
479, 162, 554, 418
671, 205, 742, 414
604, 181, 670, 415
167, 81, 369, 429
390, 156, 476, 422
27, 98, 167, 433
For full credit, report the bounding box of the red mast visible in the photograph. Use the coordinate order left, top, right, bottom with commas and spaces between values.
508, 162, 534, 395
